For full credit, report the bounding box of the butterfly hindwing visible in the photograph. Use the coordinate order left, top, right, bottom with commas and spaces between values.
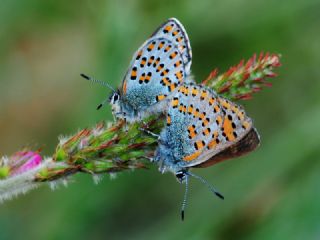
162, 84, 223, 166
194, 127, 260, 168
122, 37, 187, 111
217, 97, 253, 143
190, 97, 260, 167
158, 83, 259, 169
182, 95, 257, 167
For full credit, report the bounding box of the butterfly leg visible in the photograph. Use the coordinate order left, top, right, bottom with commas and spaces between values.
124, 121, 129, 132
158, 159, 166, 174
139, 114, 160, 137
142, 156, 154, 162
114, 111, 126, 120
113, 111, 129, 132
139, 127, 160, 138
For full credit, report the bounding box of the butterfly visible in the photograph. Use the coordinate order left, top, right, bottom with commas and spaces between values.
154, 83, 260, 220
82, 18, 192, 122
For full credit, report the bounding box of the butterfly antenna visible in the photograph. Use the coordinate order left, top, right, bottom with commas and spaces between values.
181, 174, 189, 221
186, 171, 224, 200
80, 73, 116, 92
96, 97, 110, 110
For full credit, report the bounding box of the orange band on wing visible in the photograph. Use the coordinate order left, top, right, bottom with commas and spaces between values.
171, 98, 179, 107
191, 88, 199, 96
123, 81, 127, 94
200, 91, 208, 100
164, 25, 173, 33
174, 60, 182, 67
156, 94, 167, 102
158, 42, 164, 50
209, 97, 215, 105
175, 71, 183, 81
164, 45, 171, 52
183, 151, 201, 161
216, 115, 222, 125
242, 121, 251, 130
169, 83, 177, 92
172, 30, 178, 36
147, 43, 155, 51
167, 115, 171, 126
207, 140, 217, 149
223, 116, 236, 141
219, 98, 231, 109
169, 51, 178, 59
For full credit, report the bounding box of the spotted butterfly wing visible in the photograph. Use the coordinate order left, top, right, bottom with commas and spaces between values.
121, 37, 187, 113
151, 18, 192, 74
157, 83, 259, 171
194, 97, 260, 167
159, 84, 224, 166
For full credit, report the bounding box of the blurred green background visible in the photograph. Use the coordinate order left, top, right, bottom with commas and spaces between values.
1, 0, 320, 239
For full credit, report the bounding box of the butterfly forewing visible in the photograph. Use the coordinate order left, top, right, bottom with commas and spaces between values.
151, 18, 192, 73
122, 37, 187, 110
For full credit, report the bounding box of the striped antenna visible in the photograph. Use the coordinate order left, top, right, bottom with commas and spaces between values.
181, 174, 189, 221
80, 73, 116, 92
187, 171, 224, 200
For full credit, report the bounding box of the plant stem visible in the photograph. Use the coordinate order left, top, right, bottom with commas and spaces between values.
0, 52, 281, 202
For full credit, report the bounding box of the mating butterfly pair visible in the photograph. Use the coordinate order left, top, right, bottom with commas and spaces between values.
82, 18, 260, 220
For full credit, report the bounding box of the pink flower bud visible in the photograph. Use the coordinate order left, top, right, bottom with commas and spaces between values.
10, 151, 42, 175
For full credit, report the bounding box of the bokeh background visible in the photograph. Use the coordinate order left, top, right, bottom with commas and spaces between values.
1, 0, 320, 239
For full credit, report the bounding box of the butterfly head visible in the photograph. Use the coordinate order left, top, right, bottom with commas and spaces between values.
109, 90, 123, 118
175, 170, 187, 184
109, 90, 120, 104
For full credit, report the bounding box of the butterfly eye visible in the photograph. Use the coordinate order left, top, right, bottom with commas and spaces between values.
109, 92, 120, 104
